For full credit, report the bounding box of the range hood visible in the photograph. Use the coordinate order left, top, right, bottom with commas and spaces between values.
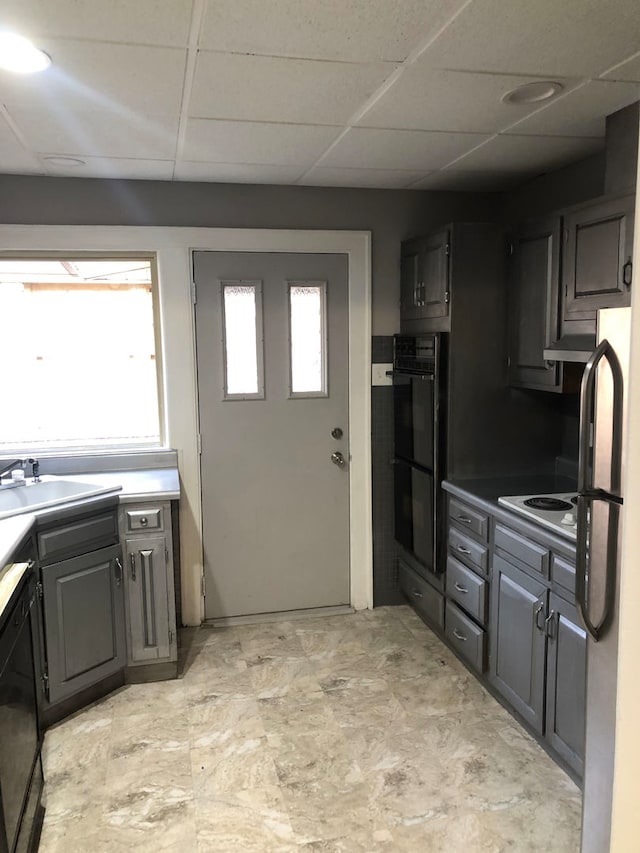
544, 334, 596, 363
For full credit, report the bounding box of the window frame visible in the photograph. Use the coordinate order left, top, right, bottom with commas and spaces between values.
220, 279, 265, 401
0, 250, 166, 454
287, 280, 328, 399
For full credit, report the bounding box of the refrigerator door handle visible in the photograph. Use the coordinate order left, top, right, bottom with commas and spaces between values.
576, 338, 624, 642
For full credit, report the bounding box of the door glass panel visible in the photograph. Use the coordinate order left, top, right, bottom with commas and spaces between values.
288, 282, 327, 397
222, 281, 264, 399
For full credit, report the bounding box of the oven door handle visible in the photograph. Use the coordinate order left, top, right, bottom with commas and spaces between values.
388, 370, 434, 381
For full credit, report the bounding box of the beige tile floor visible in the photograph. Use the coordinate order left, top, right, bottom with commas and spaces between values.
38, 606, 582, 852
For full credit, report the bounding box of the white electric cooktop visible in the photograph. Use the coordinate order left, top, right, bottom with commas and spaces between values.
497, 492, 578, 540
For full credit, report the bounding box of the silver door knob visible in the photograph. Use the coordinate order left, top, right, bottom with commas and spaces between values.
331, 451, 346, 468
331, 427, 343, 439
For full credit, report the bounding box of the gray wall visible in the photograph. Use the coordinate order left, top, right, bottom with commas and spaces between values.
0, 175, 502, 335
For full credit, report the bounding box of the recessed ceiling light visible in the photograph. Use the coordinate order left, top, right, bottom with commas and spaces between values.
502, 81, 563, 105
43, 156, 86, 168
0, 32, 51, 73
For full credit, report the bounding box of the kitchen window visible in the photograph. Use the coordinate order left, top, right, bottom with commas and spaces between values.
0, 256, 162, 452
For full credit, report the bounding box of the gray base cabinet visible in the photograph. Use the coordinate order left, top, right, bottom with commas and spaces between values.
120, 502, 177, 668
42, 543, 125, 705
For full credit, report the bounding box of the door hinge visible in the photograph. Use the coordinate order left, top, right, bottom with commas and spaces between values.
42, 665, 49, 700
445, 243, 450, 256
201, 573, 206, 598
444, 290, 450, 304
169, 628, 174, 645
197, 433, 202, 455
191, 281, 197, 304
165, 547, 169, 563
36, 581, 43, 601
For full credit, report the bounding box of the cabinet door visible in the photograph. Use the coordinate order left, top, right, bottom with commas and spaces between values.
545, 593, 587, 776
125, 535, 171, 663
417, 230, 450, 319
509, 217, 562, 391
42, 544, 125, 705
563, 194, 634, 318
489, 555, 547, 733
400, 241, 421, 321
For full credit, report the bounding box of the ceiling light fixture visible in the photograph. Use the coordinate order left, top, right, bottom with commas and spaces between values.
502, 81, 563, 105
43, 156, 86, 167
0, 32, 51, 73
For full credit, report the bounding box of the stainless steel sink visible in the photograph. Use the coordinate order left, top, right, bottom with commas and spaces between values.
0, 476, 121, 519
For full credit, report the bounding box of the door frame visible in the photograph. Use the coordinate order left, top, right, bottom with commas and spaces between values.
0, 225, 373, 625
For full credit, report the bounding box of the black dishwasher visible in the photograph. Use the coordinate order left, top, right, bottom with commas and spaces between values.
0, 562, 44, 853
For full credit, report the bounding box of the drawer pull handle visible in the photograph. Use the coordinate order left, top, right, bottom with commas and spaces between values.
454, 582, 469, 594
412, 589, 423, 599
140, 516, 148, 526
457, 546, 471, 555
452, 628, 467, 642
457, 516, 472, 524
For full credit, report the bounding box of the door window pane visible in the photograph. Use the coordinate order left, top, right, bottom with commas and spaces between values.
289, 282, 327, 397
222, 282, 264, 399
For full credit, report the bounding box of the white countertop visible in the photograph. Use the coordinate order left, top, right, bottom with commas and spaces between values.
0, 468, 180, 619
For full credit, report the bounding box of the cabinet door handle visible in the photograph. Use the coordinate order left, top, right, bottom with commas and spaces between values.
115, 557, 123, 587
622, 259, 632, 287
457, 546, 471, 555
545, 611, 557, 639
452, 628, 467, 642
130, 552, 137, 581
454, 582, 469, 594
456, 516, 472, 525
412, 588, 423, 599
534, 601, 546, 631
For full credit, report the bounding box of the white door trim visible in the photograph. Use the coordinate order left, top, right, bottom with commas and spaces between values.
0, 225, 373, 625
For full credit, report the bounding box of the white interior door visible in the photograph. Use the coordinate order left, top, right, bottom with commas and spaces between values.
194, 251, 350, 619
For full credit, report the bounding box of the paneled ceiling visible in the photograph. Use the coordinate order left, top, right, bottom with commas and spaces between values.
0, 0, 638, 190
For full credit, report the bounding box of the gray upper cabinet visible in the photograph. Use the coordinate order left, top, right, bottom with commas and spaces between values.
42, 544, 125, 705
563, 193, 634, 319
545, 592, 587, 776
508, 216, 562, 391
489, 554, 547, 734
400, 230, 450, 322
120, 501, 177, 669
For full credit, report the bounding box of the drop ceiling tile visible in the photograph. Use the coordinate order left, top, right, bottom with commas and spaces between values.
0, 0, 194, 47
0, 40, 186, 114
451, 134, 603, 174
410, 170, 523, 191
321, 127, 490, 171
0, 116, 43, 174
8, 109, 179, 160
300, 166, 427, 188
189, 52, 395, 124
199, 0, 468, 62
504, 80, 640, 138
174, 162, 305, 183
603, 52, 640, 82
359, 68, 579, 133
420, 0, 640, 78
41, 156, 174, 180
183, 119, 340, 165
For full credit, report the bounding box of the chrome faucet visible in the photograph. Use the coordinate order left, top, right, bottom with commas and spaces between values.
0, 459, 24, 478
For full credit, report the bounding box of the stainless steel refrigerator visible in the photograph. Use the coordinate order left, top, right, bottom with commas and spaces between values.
577, 307, 632, 853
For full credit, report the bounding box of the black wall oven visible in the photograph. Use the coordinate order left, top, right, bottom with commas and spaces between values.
392, 334, 446, 580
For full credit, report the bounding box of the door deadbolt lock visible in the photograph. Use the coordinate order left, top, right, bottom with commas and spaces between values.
331, 427, 343, 439
331, 451, 346, 468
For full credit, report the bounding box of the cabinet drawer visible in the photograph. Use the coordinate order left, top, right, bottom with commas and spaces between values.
448, 527, 488, 576
494, 523, 550, 577
398, 561, 444, 630
551, 554, 576, 597
445, 601, 486, 673
449, 498, 488, 541
446, 556, 488, 626
38, 511, 118, 564
125, 508, 163, 533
